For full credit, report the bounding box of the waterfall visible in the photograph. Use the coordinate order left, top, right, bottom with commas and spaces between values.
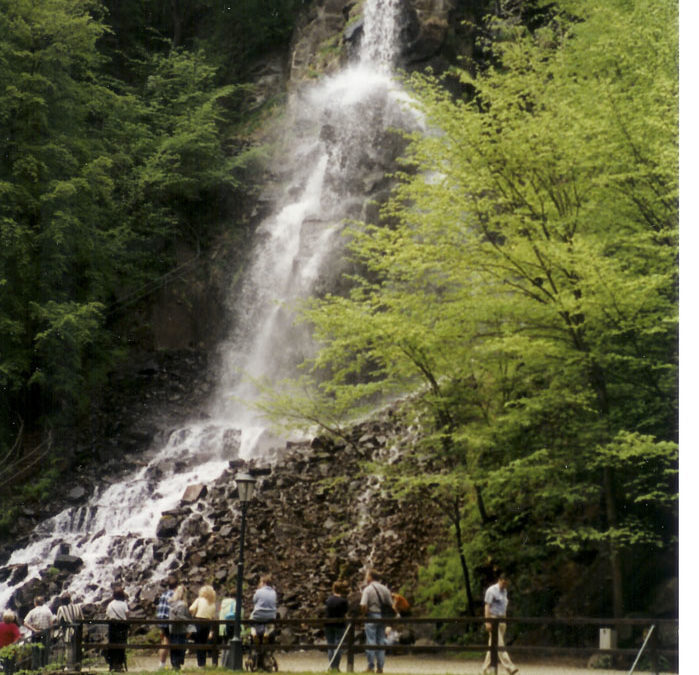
0, 0, 419, 609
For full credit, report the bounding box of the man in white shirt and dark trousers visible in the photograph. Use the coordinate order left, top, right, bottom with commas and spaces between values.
23, 596, 54, 668
482, 574, 518, 675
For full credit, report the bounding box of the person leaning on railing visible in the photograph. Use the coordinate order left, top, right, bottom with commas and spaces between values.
0, 610, 21, 675
0, 610, 21, 648
189, 585, 217, 667
169, 585, 191, 671
156, 575, 178, 670
105, 587, 129, 672
23, 596, 54, 668
56, 593, 84, 668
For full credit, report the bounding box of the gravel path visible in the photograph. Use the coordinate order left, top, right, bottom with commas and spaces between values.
103, 651, 673, 675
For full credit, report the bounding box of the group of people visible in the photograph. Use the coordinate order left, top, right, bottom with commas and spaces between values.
155, 568, 411, 674
155, 573, 278, 670
0, 568, 517, 675
323, 568, 517, 675
322, 569, 411, 674
0, 594, 85, 669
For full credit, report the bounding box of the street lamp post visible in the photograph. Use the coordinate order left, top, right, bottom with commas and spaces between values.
227, 471, 257, 670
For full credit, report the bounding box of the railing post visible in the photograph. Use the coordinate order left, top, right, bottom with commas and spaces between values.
347, 618, 356, 673
212, 622, 220, 667
649, 625, 660, 675
74, 620, 83, 671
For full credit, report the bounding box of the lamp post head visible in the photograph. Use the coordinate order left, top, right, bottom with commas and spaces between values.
235, 472, 257, 503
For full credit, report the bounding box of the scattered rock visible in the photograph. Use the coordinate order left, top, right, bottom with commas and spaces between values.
156, 515, 180, 538
68, 486, 88, 501
53, 555, 83, 573
182, 484, 208, 504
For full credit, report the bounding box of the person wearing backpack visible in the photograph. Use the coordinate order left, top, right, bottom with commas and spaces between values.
359, 569, 393, 674
169, 585, 192, 671
219, 596, 237, 642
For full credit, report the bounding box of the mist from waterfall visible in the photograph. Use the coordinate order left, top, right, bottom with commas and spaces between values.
0, 0, 419, 609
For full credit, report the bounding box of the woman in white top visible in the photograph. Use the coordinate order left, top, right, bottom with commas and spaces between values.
189, 585, 217, 667
105, 587, 129, 672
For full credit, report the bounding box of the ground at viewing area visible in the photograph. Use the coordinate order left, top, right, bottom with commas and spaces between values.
87, 652, 674, 675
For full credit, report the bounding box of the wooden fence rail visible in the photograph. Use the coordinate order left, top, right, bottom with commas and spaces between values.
3, 616, 678, 675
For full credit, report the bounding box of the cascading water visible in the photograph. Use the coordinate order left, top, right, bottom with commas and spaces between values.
0, 0, 420, 610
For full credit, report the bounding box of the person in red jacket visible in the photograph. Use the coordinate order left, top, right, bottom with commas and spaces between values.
0, 610, 21, 647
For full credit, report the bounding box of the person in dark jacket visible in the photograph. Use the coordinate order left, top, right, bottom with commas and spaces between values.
324, 581, 349, 670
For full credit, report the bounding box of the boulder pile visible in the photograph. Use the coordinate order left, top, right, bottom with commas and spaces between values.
2, 407, 446, 635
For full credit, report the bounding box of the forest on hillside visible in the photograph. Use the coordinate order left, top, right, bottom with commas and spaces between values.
0, 0, 308, 480
0, 0, 677, 621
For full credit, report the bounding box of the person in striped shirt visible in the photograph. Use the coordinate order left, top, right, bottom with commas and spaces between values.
56, 594, 84, 668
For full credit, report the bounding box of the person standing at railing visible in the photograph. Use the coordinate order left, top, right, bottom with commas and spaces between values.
359, 569, 392, 674
481, 573, 518, 675
0, 611, 21, 674
189, 585, 217, 667
218, 594, 236, 642
105, 587, 129, 672
324, 580, 349, 671
0, 610, 21, 647
156, 575, 178, 670
169, 585, 191, 671
56, 593, 84, 669
23, 595, 54, 668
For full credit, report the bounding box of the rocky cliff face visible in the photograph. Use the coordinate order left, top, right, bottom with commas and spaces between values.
3, 408, 446, 636
288, 0, 465, 86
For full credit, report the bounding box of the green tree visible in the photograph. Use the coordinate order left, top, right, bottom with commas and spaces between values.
0, 0, 260, 452
0, 0, 125, 431
264, 0, 678, 617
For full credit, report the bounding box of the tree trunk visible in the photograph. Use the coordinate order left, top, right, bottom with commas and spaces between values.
590, 358, 625, 621
475, 484, 492, 525
454, 510, 476, 617
603, 465, 624, 619
435, 495, 477, 618
170, 0, 182, 47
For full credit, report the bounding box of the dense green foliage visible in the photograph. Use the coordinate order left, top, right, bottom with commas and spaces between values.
0, 0, 306, 481
265, 0, 678, 618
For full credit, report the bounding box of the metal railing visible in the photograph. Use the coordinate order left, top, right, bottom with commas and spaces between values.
6, 615, 678, 674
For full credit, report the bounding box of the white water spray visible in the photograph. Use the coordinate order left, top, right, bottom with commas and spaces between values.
0, 0, 419, 609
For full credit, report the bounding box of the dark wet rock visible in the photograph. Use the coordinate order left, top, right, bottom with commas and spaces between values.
1, 563, 28, 585
156, 515, 181, 538
53, 554, 83, 573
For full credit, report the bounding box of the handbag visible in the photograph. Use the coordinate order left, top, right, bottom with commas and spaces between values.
372, 583, 396, 618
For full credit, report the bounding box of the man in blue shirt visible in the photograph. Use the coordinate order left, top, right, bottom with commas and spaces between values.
482, 574, 518, 675
251, 574, 278, 638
